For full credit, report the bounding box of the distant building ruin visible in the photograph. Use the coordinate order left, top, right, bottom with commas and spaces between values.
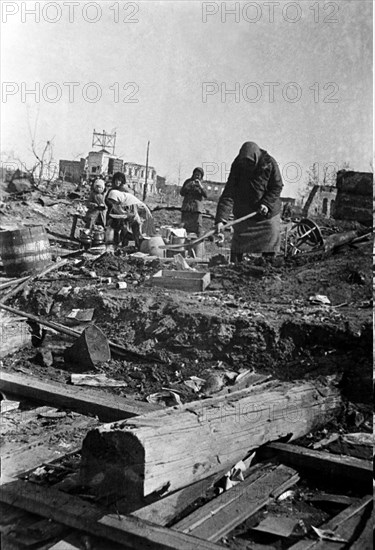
123, 162, 157, 196
59, 158, 86, 183
303, 185, 337, 218
302, 170, 373, 224
333, 170, 373, 226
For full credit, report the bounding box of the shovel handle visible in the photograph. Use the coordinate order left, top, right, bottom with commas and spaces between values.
161, 211, 258, 250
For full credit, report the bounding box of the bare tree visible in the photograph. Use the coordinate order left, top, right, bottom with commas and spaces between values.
26, 107, 56, 187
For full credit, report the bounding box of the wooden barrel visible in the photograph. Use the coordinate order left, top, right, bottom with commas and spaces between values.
0, 226, 52, 277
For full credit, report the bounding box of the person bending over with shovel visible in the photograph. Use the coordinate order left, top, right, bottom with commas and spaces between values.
215, 142, 283, 264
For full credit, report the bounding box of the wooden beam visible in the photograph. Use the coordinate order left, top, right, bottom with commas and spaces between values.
306, 494, 356, 508
0, 371, 159, 421
131, 468, 232, 526
350, 509, 373, 550
0, 480, 225, 550
1, 414, 97, 480
265, 442, 372, 485
288, 495, 372, 549
80, 378, 341, 504
0, 276, 30, 291
173, 463, 299, 542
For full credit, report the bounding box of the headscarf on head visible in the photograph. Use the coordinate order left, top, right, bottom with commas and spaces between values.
237, 142, 261, 166
112, 171, 126, 187
192, 167, 204, 179
93, 178, 105, 193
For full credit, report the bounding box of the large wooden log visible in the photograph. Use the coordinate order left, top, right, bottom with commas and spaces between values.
80, 378, 341, 505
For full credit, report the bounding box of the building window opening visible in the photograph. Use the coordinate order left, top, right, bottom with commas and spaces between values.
322, 198, 328, 215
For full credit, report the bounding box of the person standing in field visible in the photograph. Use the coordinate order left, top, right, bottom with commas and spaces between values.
180, 167, 207, 237
215, 142, 283, 263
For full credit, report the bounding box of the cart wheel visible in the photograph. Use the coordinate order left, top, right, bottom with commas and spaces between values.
286, 218, 323, 256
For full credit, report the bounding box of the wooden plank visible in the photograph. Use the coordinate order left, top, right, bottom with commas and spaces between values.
266, 442, 372, 485
288, 495, 372, 549
326, 432, 373, 460
0, 371, 159, 421
0, 277, 30, 291
1, 414, 96, 479
0, 480, 225, 550
173, 464, 299, 542
350, 510, 373, 550
131, 468, 229, 526
81, 378, 341, 503
306, 493, 356, 507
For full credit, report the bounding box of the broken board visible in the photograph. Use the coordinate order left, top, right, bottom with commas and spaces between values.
173, 463, 299, 542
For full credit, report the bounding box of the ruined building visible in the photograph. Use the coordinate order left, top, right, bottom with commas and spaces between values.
333, 170, 373, 226
123, 162, 157, 196
302, 185, 337, 218
59, 158, 86, 183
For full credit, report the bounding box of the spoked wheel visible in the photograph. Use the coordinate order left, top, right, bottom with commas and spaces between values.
286, 218, 324, 256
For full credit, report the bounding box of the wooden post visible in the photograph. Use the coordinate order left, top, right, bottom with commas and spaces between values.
142, 140, 150, 202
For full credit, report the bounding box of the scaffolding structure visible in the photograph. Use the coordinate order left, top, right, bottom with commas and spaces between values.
92, 129, 117, 155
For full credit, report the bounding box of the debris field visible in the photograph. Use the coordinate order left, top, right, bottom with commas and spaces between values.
0, 181, 372, 549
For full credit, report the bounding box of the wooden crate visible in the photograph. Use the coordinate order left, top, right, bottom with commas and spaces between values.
151, 270, 210, 291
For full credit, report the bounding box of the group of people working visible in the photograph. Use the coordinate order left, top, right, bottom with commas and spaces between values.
85, 172, 151, 248
180, 141, 283, 262
85, 141, 283, 261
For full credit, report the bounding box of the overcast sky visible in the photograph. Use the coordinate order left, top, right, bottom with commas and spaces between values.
1, 0, 373, 196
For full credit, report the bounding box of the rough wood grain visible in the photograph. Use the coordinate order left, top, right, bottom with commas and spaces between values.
131, 469, 228, 526
80, 378, 341, 503
1, 413, 96, 480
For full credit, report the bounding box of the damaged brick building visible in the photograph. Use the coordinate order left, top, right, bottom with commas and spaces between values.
302, 170, 373, 223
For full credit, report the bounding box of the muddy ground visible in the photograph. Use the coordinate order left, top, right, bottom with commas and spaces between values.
0, 184, 372, 410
